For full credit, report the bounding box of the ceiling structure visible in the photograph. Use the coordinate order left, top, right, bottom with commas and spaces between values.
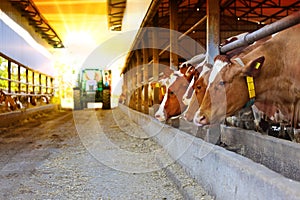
122, 0, 300, 72
17, 0, 108, 48
7, 0, 300, 69
6, 0, 153, 70
154, 0, 300, 45
108, 0, 127, 31
9, 0, 64, 48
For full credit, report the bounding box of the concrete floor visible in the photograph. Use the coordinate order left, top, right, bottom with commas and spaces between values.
0, 107, 212, 200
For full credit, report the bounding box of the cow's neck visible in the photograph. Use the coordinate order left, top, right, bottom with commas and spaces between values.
252, 66, 300, 127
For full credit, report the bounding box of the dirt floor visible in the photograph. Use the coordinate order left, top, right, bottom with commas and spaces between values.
0, 107, 212, 199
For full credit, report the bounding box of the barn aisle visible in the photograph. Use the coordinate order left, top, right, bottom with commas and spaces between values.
0, 108, 212, 199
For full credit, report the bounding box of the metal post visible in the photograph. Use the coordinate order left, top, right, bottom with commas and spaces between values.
142, 35, 149, 114
18, 65, 21, 93
39, 73, 42, 94
206, 0, 220, 64
32, 72, 35, 94
152, 13, 159, 82
136, 50, 142, 112
8, 61, 11, 93
170, 0, 179, 69
26, 69, 29, 94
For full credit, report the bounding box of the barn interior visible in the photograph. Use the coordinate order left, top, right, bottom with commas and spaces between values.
0, 0, 299, 109
1, 1, 300, 199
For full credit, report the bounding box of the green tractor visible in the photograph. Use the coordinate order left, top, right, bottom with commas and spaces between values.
73, 69, 111, 110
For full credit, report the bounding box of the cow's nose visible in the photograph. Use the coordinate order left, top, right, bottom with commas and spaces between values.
183, 113, 192, 122
155, 114, 160, 118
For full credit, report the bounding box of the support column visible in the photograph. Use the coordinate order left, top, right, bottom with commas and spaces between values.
169, 0, 179, 70
8, 61, 11, 93
126, 72, 131, 107
129, 63, 136, 109
123, 72, 128, 105
18, 65, 21, 93
206, 0, 220, 64
152, 13, 161, 106
142, 35, 149, 114
39, 73, 42, 94
136, 50, 142, 112
152, 13, 159, 82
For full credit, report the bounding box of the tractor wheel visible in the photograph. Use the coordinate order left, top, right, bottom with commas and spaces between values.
102, 89, 111, 109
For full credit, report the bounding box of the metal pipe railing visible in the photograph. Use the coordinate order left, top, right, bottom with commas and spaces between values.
220, 11, 300, 53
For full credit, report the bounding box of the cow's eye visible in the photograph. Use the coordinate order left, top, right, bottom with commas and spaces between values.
219, 81, 226, 86
169, 91, 174, 95
196, 85, 201, 89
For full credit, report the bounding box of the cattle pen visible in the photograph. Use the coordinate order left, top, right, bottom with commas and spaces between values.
119, 0, 300, 199
1, 0, 300, 199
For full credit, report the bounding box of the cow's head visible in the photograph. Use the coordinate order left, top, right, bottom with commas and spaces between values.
181, 60, 210, 106
183, 65, 211, 121
194, 55, 265, 126
155, 64, 196, 121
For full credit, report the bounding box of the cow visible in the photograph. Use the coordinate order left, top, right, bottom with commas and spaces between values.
182, 57, 208, 106
155, 62, 204, 122
183, 63, 212, 122
0, 90, 17, 111
194, 24, 300, 133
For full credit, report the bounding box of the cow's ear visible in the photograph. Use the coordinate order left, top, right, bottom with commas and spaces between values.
243, 56, 265, 77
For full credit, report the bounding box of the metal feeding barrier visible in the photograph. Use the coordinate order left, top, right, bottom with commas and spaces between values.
220, 11, 300, 53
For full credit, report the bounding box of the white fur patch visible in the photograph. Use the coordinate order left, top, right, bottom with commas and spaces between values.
195, 57, 207, 70
272, 32, 279, 38
199, 65, 210, 77
233, 57, 245, 67
209, 60, 228, 85
155, 90, 168, 121
182, 78, 194, 105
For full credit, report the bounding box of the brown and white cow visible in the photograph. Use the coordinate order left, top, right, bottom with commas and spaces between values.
194, 24, 300, 129
0, 90, 17, 111
155, 62, 198, 122
183, 64, 212, 122
182, 58, 208, 106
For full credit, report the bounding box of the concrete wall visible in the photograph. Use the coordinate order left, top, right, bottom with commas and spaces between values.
0, 104, 58, 128
119, 104, 300, 200
221, 125, 300, 182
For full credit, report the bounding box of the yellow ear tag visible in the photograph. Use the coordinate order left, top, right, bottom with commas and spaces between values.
161, 87, 165, 96
255, 62, 261, 69
155, 83, 160, 88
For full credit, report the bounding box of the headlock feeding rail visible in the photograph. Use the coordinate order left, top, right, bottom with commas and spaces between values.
220, 11, 300, 53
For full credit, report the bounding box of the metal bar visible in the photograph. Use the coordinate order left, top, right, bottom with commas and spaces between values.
8, 61, 11, 93
220, 11, 300, 53
18, 65, 21, 93
152, 13, 159, 82
26, 69, 29, 94
170, 0, 179, 69
206, 0, 220, 64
